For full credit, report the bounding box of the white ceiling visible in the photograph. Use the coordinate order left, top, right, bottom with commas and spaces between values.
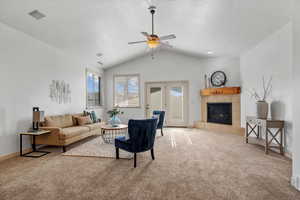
0, 0, 292, 68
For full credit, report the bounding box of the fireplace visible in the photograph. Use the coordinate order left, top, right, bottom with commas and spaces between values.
207, 103, 232, 125
196, 88, 241, 134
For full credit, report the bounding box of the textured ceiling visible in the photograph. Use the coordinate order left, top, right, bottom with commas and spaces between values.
0, 0, 292, 68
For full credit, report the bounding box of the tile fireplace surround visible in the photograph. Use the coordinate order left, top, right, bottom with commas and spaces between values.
195, 89, 243, 135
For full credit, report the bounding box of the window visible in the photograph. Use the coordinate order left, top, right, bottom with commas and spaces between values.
86, 69, 102, 108
114, 74, 140, 108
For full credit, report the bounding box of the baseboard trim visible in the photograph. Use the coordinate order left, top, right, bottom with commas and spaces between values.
0, 148, 32, 162
291, 176, 300, 191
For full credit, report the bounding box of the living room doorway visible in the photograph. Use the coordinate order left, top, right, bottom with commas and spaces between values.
145, 81, 189, 127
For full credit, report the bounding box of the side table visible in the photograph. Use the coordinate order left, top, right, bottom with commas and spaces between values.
19, 130, 51, 158
245, 116, 284, 155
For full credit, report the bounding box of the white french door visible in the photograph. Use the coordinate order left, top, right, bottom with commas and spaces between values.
145, 81, 188, 127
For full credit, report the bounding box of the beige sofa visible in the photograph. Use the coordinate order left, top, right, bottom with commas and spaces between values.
36, 113, 104, 152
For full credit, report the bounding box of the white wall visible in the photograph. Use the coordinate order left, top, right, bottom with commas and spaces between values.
240, 23, 293, 153
0, 22, 103, 156
203, 57, 241, 87
104, 50, 241, 126
292, 0, 300, 191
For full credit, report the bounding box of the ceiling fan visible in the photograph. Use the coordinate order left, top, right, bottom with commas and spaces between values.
128, 6, 176, 50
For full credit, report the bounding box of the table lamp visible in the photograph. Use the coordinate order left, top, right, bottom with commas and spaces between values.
32, 107, 45, 131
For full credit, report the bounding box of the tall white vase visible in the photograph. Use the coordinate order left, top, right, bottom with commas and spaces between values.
256, 101, 269, 119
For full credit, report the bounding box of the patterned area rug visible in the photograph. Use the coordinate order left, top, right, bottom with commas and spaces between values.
62, 136, 133, 159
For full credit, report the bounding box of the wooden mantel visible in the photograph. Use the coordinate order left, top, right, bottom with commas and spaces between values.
200, 87, 241, 96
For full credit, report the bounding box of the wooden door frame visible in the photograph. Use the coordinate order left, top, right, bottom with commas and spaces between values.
144, 80, 189, 127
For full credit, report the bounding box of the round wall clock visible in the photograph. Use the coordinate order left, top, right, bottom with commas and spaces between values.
210, 71, 227, 87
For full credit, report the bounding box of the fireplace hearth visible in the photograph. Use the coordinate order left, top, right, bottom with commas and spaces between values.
207, 103, 232, 125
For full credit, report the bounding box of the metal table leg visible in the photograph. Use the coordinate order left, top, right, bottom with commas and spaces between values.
20, 134, 50, 158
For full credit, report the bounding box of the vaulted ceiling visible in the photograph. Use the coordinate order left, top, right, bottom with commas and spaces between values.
0, 0, 292, 68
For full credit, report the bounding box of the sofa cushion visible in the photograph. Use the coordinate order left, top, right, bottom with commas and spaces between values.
60, 126, 90, 140
45, 114, 73, 128
84, 122, 102, 131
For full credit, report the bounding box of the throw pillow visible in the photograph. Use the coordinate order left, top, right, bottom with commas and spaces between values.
77, 116, 93, 126
90, 111, 98, 123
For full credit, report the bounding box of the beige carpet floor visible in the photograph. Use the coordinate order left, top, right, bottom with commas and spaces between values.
0, 128, 299, 200
63, 136, 133, 159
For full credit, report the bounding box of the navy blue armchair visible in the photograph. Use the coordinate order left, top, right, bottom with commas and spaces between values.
115, 118, 158, 168
153, 110, 165, 136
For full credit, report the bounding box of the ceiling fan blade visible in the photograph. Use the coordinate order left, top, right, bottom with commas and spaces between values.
141, 32, 150, 38
128, 40, 147, 45
160, 34, 176, 40
160, 41, 173, 48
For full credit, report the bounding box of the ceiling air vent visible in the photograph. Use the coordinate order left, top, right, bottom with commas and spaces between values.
28, 10, 46, 20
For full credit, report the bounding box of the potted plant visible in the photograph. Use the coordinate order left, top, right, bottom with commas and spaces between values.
248, 77, 272, 119
107, 106, 124, 127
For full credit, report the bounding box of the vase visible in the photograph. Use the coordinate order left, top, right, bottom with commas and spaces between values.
109, 115, 121, 127
256, 101, 269, 119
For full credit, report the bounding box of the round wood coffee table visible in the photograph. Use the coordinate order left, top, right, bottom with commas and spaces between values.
101, 124, 128, 144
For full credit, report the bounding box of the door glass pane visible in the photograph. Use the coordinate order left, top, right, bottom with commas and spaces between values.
169, 87, 183, 120
149, 87, 162, 115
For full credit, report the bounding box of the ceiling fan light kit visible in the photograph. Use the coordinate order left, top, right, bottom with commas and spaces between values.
147, 37, 159, 48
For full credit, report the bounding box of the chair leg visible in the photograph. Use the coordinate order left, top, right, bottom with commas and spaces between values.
116, 148, 119, 159
151, 148, 155, 160
134, 153, 137, 168
62, 146, 66, 153
161, 128, 164, 136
